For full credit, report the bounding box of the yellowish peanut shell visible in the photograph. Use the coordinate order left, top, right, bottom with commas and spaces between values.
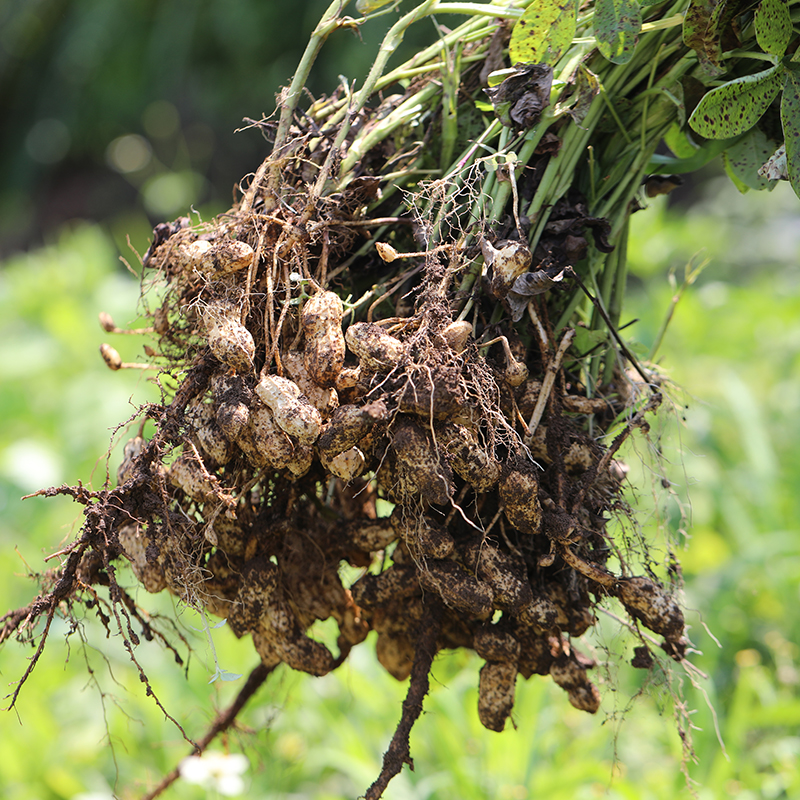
255, 374, 322, 445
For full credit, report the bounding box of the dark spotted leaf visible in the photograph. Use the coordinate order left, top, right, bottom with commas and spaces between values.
683, 0, 748, 72
754, 0, 791, 57
509, 0, 577, 66
781, 70, 800, 198
593, 0, 642, 65
683, 0, 722, 69
722, 127, 779, 191
688, 66, 783, 138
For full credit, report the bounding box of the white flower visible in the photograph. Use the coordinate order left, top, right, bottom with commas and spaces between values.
179, 750, 249, 796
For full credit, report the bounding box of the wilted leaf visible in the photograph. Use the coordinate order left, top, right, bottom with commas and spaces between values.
754, 0, 791, 58
593, 0, 642, 64
722, 127, 778, 191
643, 174, 684, 197
507, 268, 566, 321
555, 65, 600, 124
688, 66, 783, 138
484, 64, 554, 128
759, 143, 787, 180
509, 0, 577, 66
781, 70, 800, 197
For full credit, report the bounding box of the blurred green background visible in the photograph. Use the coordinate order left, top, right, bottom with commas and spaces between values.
2, 2, 800, 799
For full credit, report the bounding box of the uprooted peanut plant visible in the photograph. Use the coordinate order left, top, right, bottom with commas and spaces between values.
4, 0, 800, 796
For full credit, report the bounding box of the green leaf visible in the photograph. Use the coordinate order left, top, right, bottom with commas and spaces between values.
593, 0, 642, 65
647, 133, 744, 172
754, 0, 791, 58
509, 0, 577, 66
356, 0, 395, 13
688, 66, 783, 138
723, 161, 750, 191
722, 128, 778, 191
572, 326, 607, 355
664, 123, 699, 159
781, 70, 800, 197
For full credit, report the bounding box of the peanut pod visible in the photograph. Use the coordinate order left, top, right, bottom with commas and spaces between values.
301, 290, 345, 388
376, 632, 416, 681
282, 349, 339, 417
255, 373, 322, 445
392, 418, 453, 505
474, 624, 521, 664
499, 459, 542, 535
460, 539, 532, 612
323, 445, 366, 481
549, 650, 601, 714
317, 400, 388, 462
168, 454, 228, 505
345, 518, 397, 553
391, 507, 454, 559
177, 238, 254, 275
185, 396, 233, 466
614, 576, 685, 642
478, 661, 518, 731
238, 401, 295, 469
345, 322, 405, 371
437, 421, 501, 492
202, 301, 255, 373
419, 560, 493, 619
350, 564, 421, 609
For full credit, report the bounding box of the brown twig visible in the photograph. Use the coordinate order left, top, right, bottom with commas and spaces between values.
140, 662, 273, 800
364, 598, 443, 800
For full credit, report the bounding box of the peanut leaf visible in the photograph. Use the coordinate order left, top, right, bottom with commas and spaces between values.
688, 66, 783, 138
683, 0, 722, 69
754, 0, 792, 57
781, 70, 800, 198
593, 0, 642, 65
683, 0, 748, 73
722, 127, 779, 191
509, 0, 577, 66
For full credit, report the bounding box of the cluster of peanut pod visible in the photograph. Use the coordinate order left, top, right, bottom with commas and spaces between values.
103, 208, 686, 734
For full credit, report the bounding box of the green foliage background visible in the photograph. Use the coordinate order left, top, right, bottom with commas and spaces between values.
2, 0, 800, 798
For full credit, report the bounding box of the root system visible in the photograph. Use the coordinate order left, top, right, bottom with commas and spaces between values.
0, 1, 722, 795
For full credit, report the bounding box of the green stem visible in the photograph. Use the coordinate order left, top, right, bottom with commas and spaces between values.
601, 215, 629, 383
315, 0, 439, 195
272, 0, 353, 156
